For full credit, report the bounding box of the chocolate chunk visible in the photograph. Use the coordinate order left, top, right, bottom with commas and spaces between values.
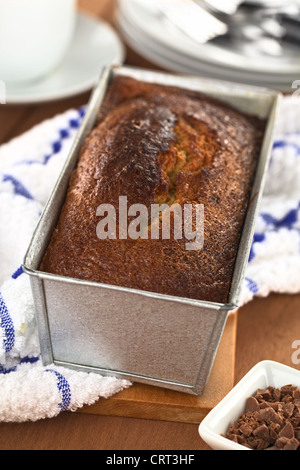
268, 402, 279, 411
292, 417, 300, 427
276, 437, 299, 451
232, 420, 239, 431
284, 439, 299, 451
240, 423, 253, 437
246, 436, 260, 449
269, 422, 280, 441
281, 385, 297, 395
257, 439, 270, 450
282, 395, 294, 404
253, 424, 270, 441
278, 422, 294, 440
258, 407, 283, 426
246, 396, 260, 413
282, 403, 294, 419
259, 400, 272, 410
224, 384, 300, 450
237, 434, 247, 445
256, 388, 272, 401
273, 388, 281, 401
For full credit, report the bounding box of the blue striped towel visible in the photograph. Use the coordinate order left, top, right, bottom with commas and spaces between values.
0, 97, 299, 422
241, 96, 300, 304
0, 108, 131, 423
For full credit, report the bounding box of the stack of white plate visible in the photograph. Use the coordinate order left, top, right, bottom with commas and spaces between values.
116, 0, 300, 91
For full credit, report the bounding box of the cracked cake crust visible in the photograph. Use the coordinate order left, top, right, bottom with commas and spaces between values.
40, 76, 265, 303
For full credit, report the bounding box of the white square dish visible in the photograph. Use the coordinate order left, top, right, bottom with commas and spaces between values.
199, 361, 300, 450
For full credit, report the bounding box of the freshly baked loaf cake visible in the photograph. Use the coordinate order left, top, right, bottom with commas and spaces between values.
40, 76, 265, 303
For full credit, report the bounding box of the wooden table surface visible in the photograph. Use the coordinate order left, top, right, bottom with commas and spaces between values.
0, 0, 299, 451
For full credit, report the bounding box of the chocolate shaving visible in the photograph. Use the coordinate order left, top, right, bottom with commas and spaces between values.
246, 396, 260, 413
278, 422, 294, 439
223, 385, 300, 450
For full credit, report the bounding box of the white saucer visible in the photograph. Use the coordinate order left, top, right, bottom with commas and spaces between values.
117, 9, 293, 92
117, 0, 300, 90
5, 12, 125, 104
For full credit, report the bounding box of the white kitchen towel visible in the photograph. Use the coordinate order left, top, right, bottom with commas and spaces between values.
241, 96, 300, 304
0, 96, 299, 423
0, 108, 131, 423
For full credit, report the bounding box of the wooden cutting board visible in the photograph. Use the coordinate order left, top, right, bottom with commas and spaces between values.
78, 312, 237, 424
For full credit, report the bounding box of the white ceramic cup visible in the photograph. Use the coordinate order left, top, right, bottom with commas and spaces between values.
0, 0, 77, 83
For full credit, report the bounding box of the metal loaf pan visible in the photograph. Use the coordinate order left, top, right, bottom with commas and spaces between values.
23, 65, 282, 395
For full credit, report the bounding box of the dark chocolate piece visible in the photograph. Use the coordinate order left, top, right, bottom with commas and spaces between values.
224, 385, 300, 450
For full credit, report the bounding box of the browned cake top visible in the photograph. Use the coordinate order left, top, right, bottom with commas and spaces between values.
40, 76, 265, 304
